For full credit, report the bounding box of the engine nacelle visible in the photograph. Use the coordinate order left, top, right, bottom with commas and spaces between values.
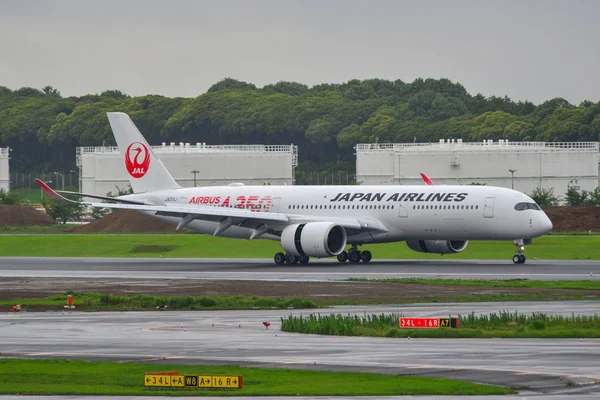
406, 240, 468, 255
280, 222, 347, 257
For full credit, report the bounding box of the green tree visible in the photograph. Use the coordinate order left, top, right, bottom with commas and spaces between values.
529, 187, 560, 207
589, 187, 600, 205
262, 81, 308, 96
0, 189, 21, 205
565, 187, 600, 206
1, 80, 599, 178
536, 106, 586, 141
564, 187, 589, 206
504, 121, 535, 141
207, 78, 256, 92
41, 198, 83, 224
336, 124, 363, 149
471, 111, 517, 140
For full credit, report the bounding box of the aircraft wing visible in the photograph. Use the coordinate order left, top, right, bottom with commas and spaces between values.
55, 190, 145, 205
37, 180, 383, 235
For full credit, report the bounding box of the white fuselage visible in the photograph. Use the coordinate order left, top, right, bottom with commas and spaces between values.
122, 184, 553, 244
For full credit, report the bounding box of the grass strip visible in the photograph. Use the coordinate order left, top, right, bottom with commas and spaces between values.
347, 278, 600, 291
3, 290, 600, 312
281, 311, 600, 339
0, 234, 599, 260
0, 292, 317, 311
323, 292, 600, 305
0, 224, 79, 233
0, 359, 513, 396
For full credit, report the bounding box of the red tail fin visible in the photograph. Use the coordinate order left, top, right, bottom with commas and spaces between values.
420, 173, 435, 185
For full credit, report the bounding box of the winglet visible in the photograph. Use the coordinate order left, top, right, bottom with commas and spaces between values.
420, 173, 435, 186
36, 179, 80, 204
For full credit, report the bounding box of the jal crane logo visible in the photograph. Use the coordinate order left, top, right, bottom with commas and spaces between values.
125, 142, 150, 178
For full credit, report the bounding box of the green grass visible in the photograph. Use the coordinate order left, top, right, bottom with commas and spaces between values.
0, 292, 316, 311
0, 224, 78, 233
5, 289, 600, 312
0, 359, 513, 396
281, 311, 600, 339
348, 278, 600, 291
324, 292, 600, 305
548, 231, 600, 236
0, 234, 599, 259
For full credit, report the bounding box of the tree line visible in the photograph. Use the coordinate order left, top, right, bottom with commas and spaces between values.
1, 78, 599, 175
531, 186, 600, 207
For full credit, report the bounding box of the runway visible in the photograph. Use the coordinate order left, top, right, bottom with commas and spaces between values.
1, 303, 600, 397
2, 257, 600, 281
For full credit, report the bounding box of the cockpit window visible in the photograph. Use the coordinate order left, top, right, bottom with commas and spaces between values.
514, 202, 541, 211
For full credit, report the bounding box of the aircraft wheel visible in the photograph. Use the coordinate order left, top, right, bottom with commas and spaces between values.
360, 250, 372, 263
337, 251, 348, 263
274, 252, 286, 265
299, 255, 310, 265
285, 253, 298, 264
520, 254, 526, 264
512, 254, 521, 264
349, 250, 361, 263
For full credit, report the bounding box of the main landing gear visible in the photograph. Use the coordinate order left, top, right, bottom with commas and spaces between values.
337, 245, 372, 264
512, 239, 526, 264
274, 252, 310, 265
273, 245, 373, 265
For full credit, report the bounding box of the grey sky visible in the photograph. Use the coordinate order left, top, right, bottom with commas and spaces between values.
1, 0, 598, 104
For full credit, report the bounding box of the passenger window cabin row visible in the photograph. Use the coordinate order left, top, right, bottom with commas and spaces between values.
289, 204, 395, 210
286, 203, 481, 211
413, 204, 479, 210
196, 202, 483, 212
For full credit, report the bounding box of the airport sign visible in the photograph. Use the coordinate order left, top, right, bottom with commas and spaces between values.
399, 317, 459, 328
144, 373, 242, 389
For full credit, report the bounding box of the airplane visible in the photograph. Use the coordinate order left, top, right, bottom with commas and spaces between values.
37, 112, 553, 265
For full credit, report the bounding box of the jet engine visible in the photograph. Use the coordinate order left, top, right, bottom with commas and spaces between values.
280, 222, 347, 257
406, 240, 468, 255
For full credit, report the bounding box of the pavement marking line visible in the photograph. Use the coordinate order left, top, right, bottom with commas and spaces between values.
288, 359, 600, 381
119, 356, 187, 363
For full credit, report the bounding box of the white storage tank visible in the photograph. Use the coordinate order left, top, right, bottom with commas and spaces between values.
0, 148, 9, 192
77, 143, 298, 195
356, 140, 600, 196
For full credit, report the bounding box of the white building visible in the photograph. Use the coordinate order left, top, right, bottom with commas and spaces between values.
356, 140, 600, 195
77, 142, 298, 195
0, 148, 9, 192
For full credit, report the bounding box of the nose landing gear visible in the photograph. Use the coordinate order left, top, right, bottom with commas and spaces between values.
512, 239, 526, 264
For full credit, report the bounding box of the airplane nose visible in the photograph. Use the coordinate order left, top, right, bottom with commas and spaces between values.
540, 214, 553, 234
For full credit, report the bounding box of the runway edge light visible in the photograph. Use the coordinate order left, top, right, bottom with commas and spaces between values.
64, 295, 75, 309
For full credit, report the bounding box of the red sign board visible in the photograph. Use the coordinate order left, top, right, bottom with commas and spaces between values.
399, 318, 439, 328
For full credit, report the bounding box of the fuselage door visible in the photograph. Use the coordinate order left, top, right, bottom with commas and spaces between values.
484, 197, 495, 218
397, 202, 408, 218
271, 197, 281, 213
